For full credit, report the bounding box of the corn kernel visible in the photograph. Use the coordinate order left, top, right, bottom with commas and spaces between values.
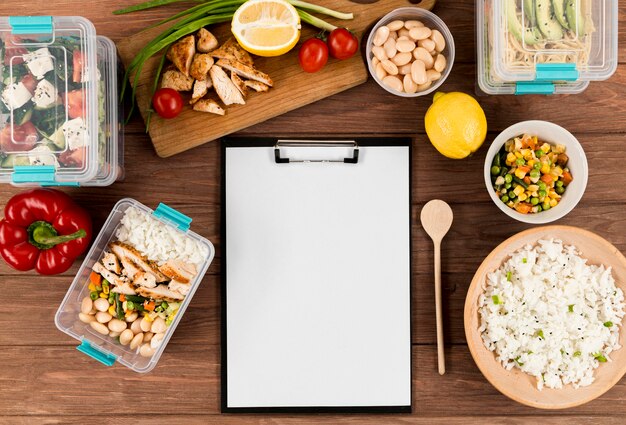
99, 292, 107, 299
549, 199, 558, 207
514, 186, 525, 196
145, 314, 154, 322
554, 144, 565, 154
507, 153, 516, 163
515, 168, 527, 179
515, 151, 523, 159
527, 185, 539, 192
518, 193, 528, 202
548, 191, 559, 199
541, 143, 551, 153
108, 305, 116, 315
527, 159, 535, 168
88, 283, 96, 291
541, 164, 550, 174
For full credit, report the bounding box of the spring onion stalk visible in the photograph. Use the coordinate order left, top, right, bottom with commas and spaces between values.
297, 9, 337, 31
114, 0, 203, 15
288, 0, 353, 20
145, 53, 168, 131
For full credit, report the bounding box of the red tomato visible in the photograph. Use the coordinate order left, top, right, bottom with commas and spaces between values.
298, 38, 329, 73
72, 50, 84, 83
152, 88, 183, 119
65, 90, 85, 119
59, 148, 85, 168
327, 28, 359, 60
0, 122, 38, 152
21, 74, 37, 93
3, 40, 27, 65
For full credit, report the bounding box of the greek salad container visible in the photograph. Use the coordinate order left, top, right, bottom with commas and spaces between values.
477, 0, 617, 95
55, 199, 215, 373
0, 16, 123, 186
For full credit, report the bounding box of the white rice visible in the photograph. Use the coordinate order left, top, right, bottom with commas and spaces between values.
478, 239, 625, 390
115, 206, 209, 268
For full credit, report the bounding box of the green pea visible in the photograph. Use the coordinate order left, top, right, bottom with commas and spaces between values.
538, 181, 547, 191
90, 291, 99, 301
556, 180, 564, 188
538, 190, 547, 199
516, 158, 526, 166
491, 165, 501, 175
504, 174, 513, 184
530, 170, 540, 179
127, 301, 135, 310
501, 195, 509, 203
530, 198, 539, 205
505, 183, 512, 189
509, 191, 517, 199
533, 162, 541, 170
542, 201, 551, 211
536, 205, 543, 212
556, 186, 565, 195
535, 150, 543, 158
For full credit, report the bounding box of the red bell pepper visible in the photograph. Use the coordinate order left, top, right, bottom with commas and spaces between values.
0, 189, 92, 275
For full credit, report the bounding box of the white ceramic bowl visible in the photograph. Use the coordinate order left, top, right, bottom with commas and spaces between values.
484, 121, 588, 224
365, 7, 455, 97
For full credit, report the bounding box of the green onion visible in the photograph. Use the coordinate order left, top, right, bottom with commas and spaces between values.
522, 258, 527, 264
514, 356, 524, 366
113, 0, 198, 15
604, 321, 613, 328
536, 329, 544, 339
568, 304, 574, 313
297, 9, 337, 32
290, 0, 353, 19
492, 295, 501, 305
594, 353, 607, 363
573, 351, 581, 357
506, 271, 512, 282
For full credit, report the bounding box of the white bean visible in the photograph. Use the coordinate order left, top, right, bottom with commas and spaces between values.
143, 332, 154, 343
431, 29, 446, 52
108, 331, 120, 338
81, 297, 93, 315
383, 38, 397, 59
396, 39, 416, 53
434, 54, 447, 73
398, 63, 413, 75
150, 333, 166, 349
108, 318, 128, 333
90, 321, 109, 335
125, 311, 139, 323
381, 59, 398, 75
130, 318, 143, 334
403, 74, 418, 94
404, 20, 424, 29
130, 332, 144, 350
375, 62, 387, 80
93, 298, 109, 312
79, 312, 95, 324
426, 69, 442, 82
411, 60, 428, 85
371, 56, 380, 68
396, 36, 410, 42
140, 316, 152, 333
140, 343, 155, 358
372, 45, 387, 61
417, 81, 432, 91
391, 52, 412, 66
386, 20, 404, 31
119, 329, 134, 346
413, 47, 434, 69
409, 27, 431, 41
388, 31, 398, 41
372, 26, 390, 47
398, 28, 410, 38
151, 317, 167, 334
95, 311, 112, 324
382, 75, 403, 92
418, 38, 436, 52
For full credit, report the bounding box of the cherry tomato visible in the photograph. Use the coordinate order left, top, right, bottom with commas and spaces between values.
152, 88, 183, 119
3, 38, 27, 65
64, 90, 85, 119
72, 50, 84, 83
21, 74, 37, 93
327, 28, 359, 60
298, 38, 328, 73
59, 147, 85, 168
0, 122, 38, 152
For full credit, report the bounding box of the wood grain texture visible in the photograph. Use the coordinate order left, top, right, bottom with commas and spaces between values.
0, 0, 625, 422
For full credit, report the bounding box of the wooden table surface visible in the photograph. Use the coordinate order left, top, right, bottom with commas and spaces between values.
0, 1, 625, 424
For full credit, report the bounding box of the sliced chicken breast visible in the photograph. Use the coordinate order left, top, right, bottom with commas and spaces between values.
192, 98, 225, 115
110, 280, 138, 296
133, 271, 157, 289
102, 252, 121, 274
166, 34, 196, 76
109, 242, 169, 283
196, 28, 219, 53
135, 284, 185, 302
244, 80, 270, 92
209, 65, 245, 106
190, 79, 211, 104
230, 72, 248, 98
160, 69, 194, 91
159, 259, 198, 284
189, 53, 214, 81
215, 58, 273, 87
168, 280, 191, 296
92, 262, 128, 287
210, 37, 254, 66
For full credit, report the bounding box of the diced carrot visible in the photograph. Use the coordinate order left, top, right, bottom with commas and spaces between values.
562, 171, 573, 186
520, 134, 532, 148
515, 203, 533, 214
517, 166, 531, 174
523, 176, 531, 185
540, 174, 553, 184
144, 301, 155, 311
119, 294, 126, 302
528, 136, 537, 150
89, 271, 102, 287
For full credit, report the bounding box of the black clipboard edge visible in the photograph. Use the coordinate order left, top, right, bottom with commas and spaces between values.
221, 136, 413, 414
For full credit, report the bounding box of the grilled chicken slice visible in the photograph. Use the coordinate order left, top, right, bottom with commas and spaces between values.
196, 28, 219, 53
210, 37, 254, 66
192, 98, 225, 115
159, 260, 198, 284
119, 257, 141, 281
209, 65, 245, 105
190, 79, 211, 104
110, 280, 138, 296
230, 72, 248, 98
135, 284, 185, 302
166, 34, 196, 76
92, 262, 128, 287
215, 58, 273, 87
133, 271, 157, 289
244, 80, 269, 92
102, 252, 121, 274
160, 68, 194, 91
168, 280, 191, 296
189, 53, 214, 81
109, 242, 169, 283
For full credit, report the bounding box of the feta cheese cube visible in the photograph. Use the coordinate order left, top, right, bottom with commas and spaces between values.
28, 146, 57, 166
33, 79, 58, 109
1, 82, 33, 110
62, 117, 89, 151
80, 65, 101, 83
24, 48, 54, 79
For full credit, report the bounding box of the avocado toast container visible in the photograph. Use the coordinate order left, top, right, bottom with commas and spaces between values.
0, 17, 122, 186
55, 199, 214, 373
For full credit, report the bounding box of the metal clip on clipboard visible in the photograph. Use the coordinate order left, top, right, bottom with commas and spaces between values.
274, 140, 359, 164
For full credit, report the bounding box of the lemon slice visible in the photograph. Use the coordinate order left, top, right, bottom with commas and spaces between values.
231, 0, 301, 57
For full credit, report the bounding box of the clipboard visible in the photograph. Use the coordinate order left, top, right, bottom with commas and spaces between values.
222, 137, 412, 413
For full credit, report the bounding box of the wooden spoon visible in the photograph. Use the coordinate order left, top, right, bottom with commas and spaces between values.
420, 200, 454, 375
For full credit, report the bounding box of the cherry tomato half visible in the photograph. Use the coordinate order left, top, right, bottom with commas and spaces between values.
152, 88, 183, 119
327, 28, 359, 60
64, 89, 85, 119
298, 38, 328, 73
0, 122, 38, 152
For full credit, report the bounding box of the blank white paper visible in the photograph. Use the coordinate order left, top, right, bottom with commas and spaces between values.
225, 145, 411, 408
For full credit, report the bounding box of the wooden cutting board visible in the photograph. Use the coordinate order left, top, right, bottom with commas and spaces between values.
117, 0, 437, 157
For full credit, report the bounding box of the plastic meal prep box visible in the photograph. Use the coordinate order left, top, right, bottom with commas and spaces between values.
55, 199, 215, 373
0, 16, 122, 186
477, 0, 617, 95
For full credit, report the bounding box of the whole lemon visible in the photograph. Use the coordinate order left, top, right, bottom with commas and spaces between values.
425, 92, 487, 159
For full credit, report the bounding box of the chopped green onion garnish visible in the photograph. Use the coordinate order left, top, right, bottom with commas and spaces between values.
506, 271, 512, 281
492, 295, 501, 305
568, 304, 574, 313
573, 351, 581, 357
594, 353, 607, 363
522, 258, 527, 264
514, 356, 524, 366
536, 329, 544, 339
604, 321, 613, 328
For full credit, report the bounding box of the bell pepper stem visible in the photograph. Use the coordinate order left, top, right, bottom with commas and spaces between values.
27, 221, 87, 250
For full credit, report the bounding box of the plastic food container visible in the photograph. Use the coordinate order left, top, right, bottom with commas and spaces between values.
0, 16, 122, 186
477, 0, 592, 95
55, 199, 215, 373
366, 7, 455, 97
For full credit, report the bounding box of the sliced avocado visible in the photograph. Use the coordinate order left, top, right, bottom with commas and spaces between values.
507, 0, 540, 45
536, 0, 564, 40
566, 0, 585, 36
523, 0, 536, 27
1, 154, 30, 168
47, 127, 66, 150
552, 0, 570, 29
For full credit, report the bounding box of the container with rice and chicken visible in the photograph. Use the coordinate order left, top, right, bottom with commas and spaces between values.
55, 198, 214, 373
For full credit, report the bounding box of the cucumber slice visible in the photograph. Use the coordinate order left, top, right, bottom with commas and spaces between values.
566, 0, 585, 36
47, 127, 65, 150
13, 105, 33, 125
507, 0, 540, 45
552, 0, 570, 29
536, 0, 564, 40
1, 154, 30, 168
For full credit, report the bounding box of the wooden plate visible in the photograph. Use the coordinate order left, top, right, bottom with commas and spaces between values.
464, 225, 626, 409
